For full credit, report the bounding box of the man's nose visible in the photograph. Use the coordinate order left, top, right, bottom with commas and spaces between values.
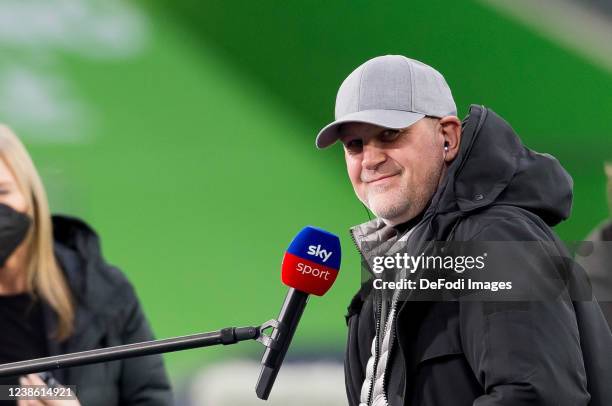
362, 144, 386, 170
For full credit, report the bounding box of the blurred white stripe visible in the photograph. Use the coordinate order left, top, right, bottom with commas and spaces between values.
189, 360, 346, 406
479, 0, 612, 74
0, 0, 148, 59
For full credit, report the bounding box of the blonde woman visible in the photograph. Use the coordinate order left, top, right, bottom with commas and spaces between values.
0, 125, 172, 405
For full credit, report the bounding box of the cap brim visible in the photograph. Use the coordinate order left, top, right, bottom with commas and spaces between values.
315, 110, 425, 149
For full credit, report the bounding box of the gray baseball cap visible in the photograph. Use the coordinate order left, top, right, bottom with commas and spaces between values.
315, 55, 457, 149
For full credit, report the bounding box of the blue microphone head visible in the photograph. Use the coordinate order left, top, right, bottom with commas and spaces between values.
282, 226, 341, 296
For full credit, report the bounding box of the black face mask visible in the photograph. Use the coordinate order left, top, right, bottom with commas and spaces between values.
0, 203, 32, 268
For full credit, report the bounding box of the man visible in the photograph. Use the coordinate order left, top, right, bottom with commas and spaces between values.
577, 162, 612, 328
316, 55, 612, 406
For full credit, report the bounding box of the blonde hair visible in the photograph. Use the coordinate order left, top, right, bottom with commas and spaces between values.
0, 124, 74, 341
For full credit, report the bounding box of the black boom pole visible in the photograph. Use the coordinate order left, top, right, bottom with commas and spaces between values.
0, 325, 260, 378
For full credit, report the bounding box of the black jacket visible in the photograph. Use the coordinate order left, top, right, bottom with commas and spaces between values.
344, 105, 612, 406
44, 215, 173, 405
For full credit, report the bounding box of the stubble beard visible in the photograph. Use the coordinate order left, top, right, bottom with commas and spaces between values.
365, 181, 412, 222
363, 168, 442, 224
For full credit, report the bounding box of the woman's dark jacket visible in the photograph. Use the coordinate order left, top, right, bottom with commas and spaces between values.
344, 105, 612, 406
45, 215, 172, 405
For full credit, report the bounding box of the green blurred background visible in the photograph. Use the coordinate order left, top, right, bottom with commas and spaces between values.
1, 0, 611, 391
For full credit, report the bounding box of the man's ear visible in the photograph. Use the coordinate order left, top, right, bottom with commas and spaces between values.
439, 115, 462, 162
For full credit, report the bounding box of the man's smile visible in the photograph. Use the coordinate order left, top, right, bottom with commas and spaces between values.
364, 173, 400, 184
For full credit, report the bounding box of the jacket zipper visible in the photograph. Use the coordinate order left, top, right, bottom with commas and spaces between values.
369, 291, 383, 405
351, 219, 428, 405
349, 228, 381, 406
382, 301, 397, 404
381, 220, 429, 403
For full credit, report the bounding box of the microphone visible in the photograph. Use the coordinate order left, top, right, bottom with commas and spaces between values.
255, 226, 341, 400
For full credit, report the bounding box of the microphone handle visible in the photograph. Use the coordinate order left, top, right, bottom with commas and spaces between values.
256, 288, 309, 400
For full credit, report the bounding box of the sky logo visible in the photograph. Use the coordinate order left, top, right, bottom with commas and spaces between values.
306, 244, 333, 263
